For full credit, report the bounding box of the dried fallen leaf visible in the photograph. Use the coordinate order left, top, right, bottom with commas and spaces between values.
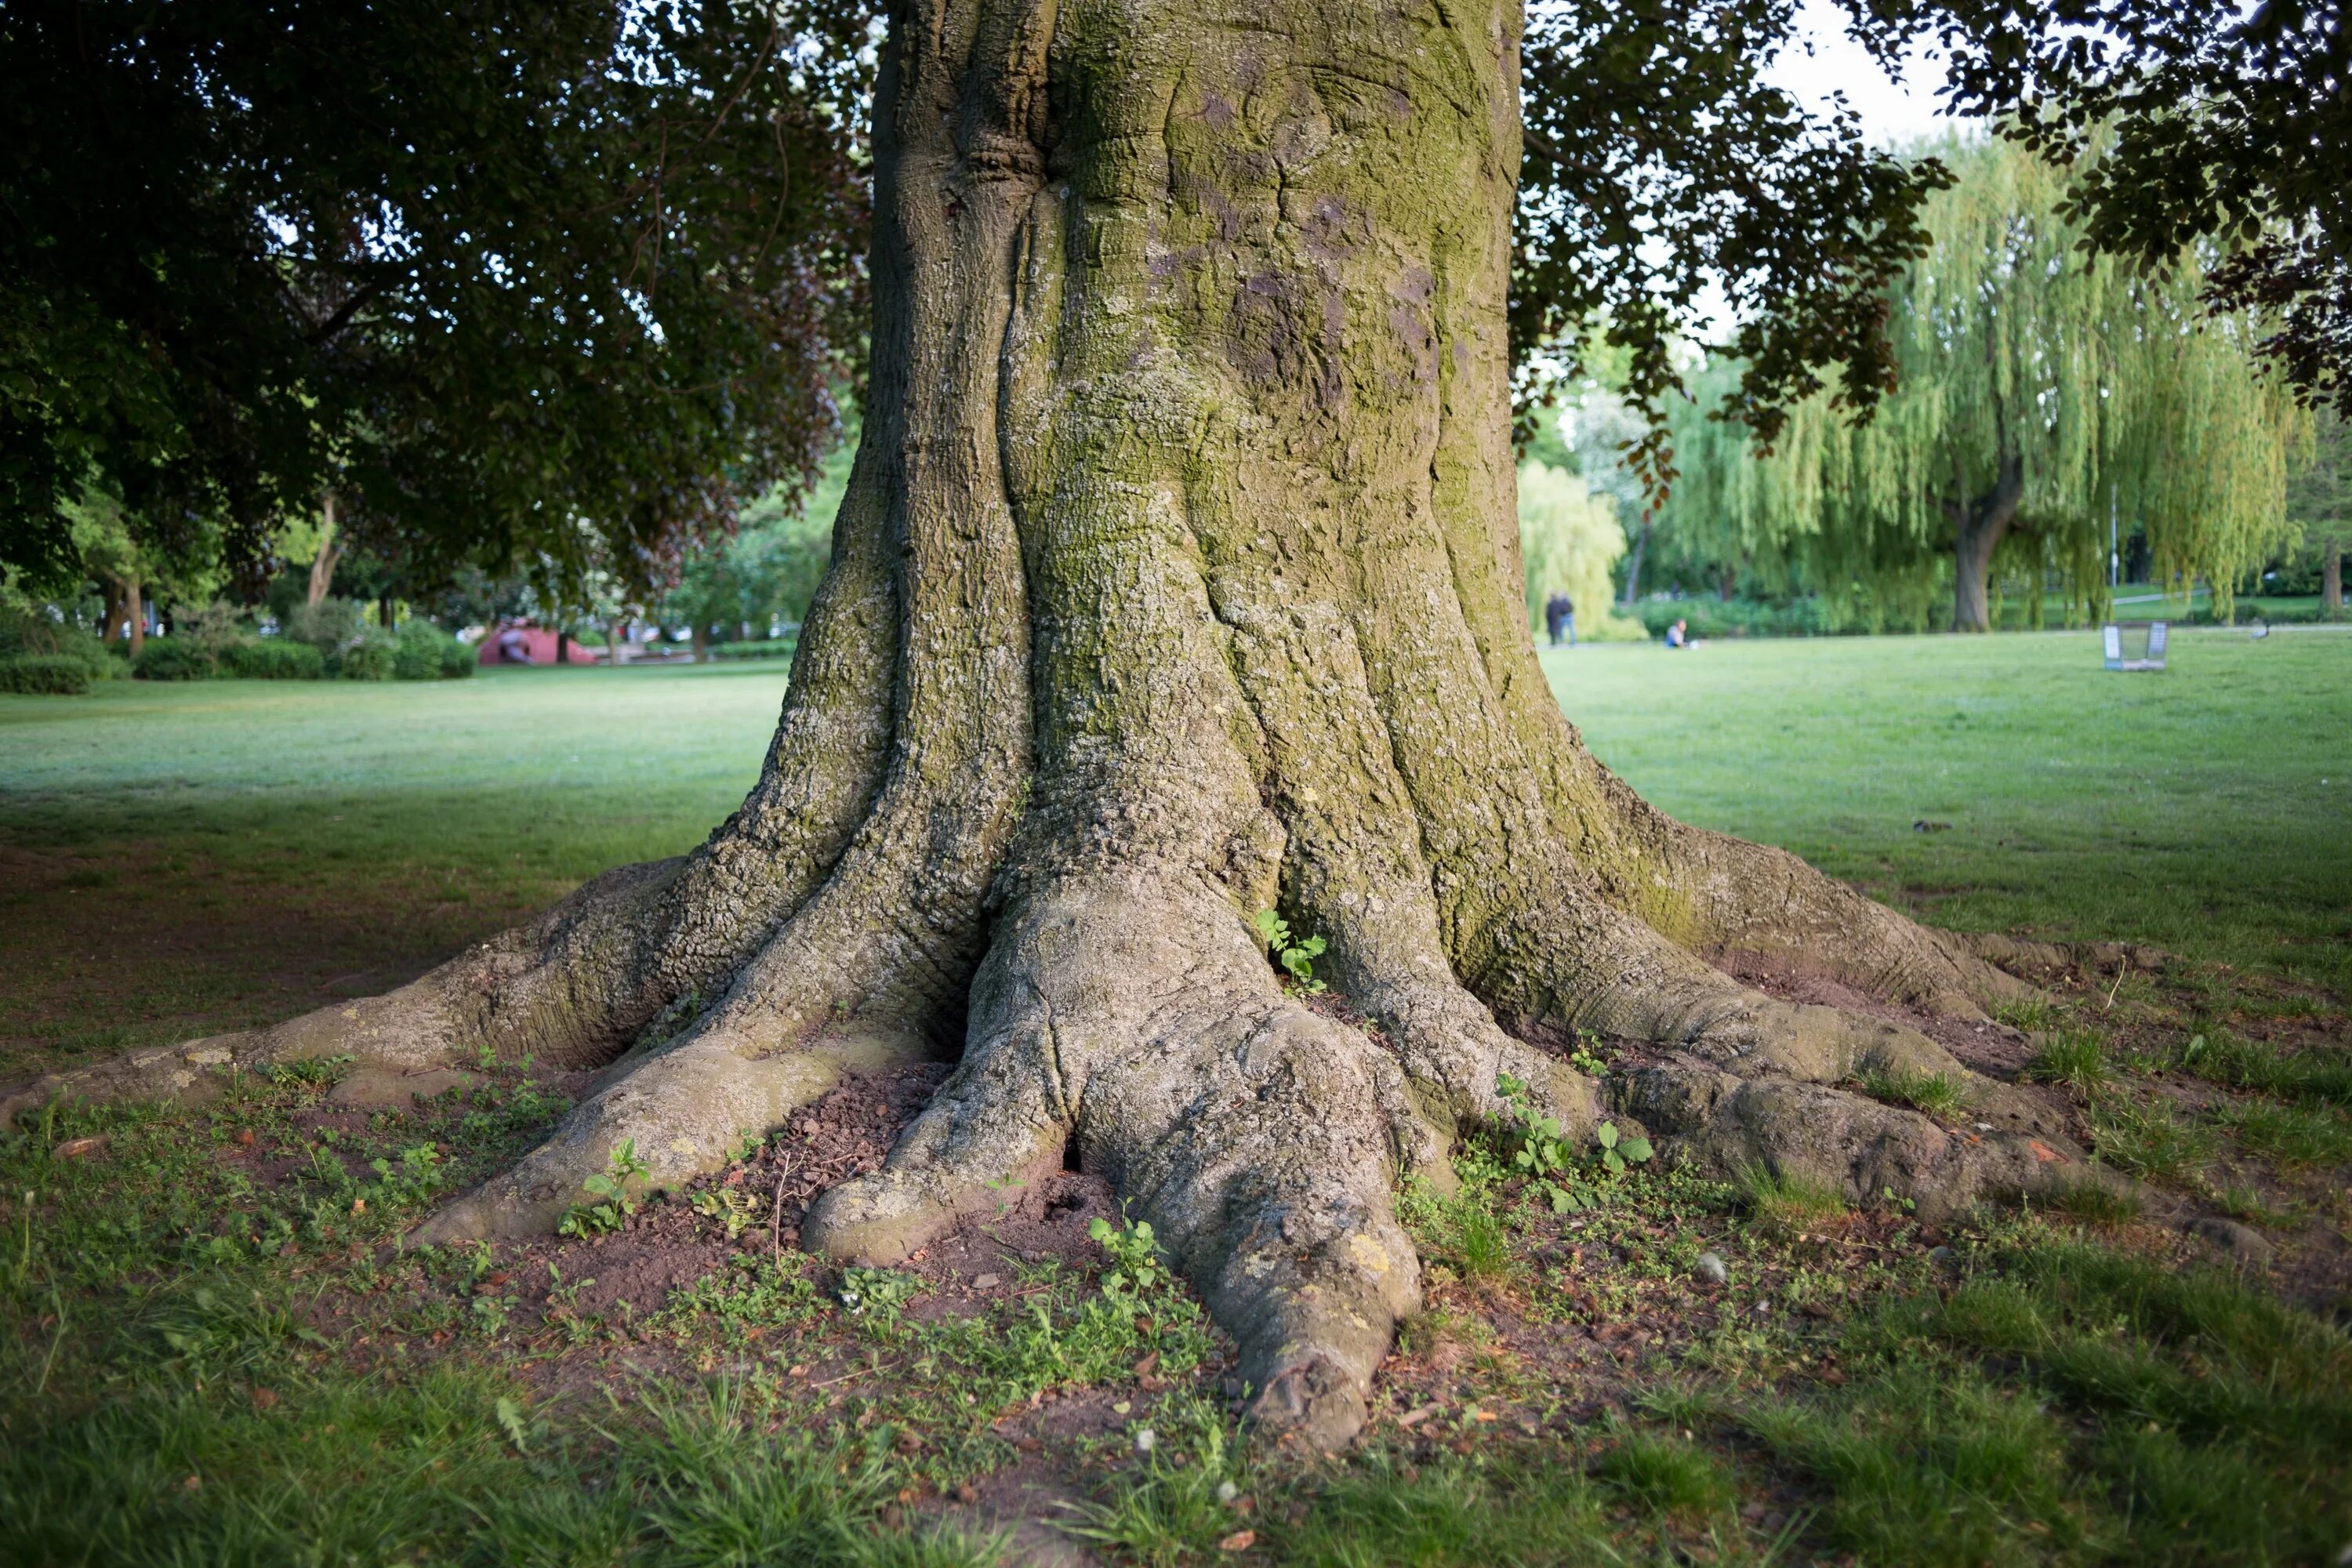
52, 1136, 107, 1160
250, 1387, 280, 1411
1218, 1530, 1257, 1553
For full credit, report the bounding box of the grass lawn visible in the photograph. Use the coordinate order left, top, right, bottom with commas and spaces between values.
1544, 627, 2352, 992
2, 641, 2347, 1567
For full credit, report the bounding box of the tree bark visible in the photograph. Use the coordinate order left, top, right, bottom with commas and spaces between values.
124, 576, 143, 659
1621, 515, 1649, 607
5, 0, 2107, 1449
1951, 454, 2025, 633
2325, 544, 2343, 612
308, 493, 343, 608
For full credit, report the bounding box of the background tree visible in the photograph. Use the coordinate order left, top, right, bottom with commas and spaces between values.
10, 0, 2129, 1451
2286, 408, 2351, 612
0, 0, 867, 602
1516, 461, 1639, 640
1661, 138, 2301, 631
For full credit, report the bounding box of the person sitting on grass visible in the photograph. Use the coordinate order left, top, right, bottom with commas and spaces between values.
1664, 617, 1689, 648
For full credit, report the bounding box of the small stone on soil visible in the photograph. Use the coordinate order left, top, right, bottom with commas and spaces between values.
972, 1272, 1000, 1289
1693, 1251, 1727, 1285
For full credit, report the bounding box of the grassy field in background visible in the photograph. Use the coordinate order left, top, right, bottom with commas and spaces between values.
3, 630, 2345, 1072
0, 665, 786, 1068
1544, 626, 2352, 992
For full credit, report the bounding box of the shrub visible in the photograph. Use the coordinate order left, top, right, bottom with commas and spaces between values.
132, 638, 217, 681
0, 653, 92, 695
337, 634, 396, 681
392, 620, 475, 680
0, 606, 117, 680
220, 637, 325, 681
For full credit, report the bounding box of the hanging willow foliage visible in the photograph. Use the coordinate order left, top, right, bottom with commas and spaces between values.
1662, 136, 2303, 630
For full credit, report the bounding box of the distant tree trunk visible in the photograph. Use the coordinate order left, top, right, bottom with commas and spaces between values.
607, 619, 626, 666
2325, 545, 2343, 612
1621, 516, 1649, 607
308, 494, 343, 607
555, 630, 571, 666
1951, 454, 2025, 633
690, 622, 709, 663
1718, 563, 1736, 601
123, 578, 143, 658
100, 579, 124, 645
378, 596, 394, 630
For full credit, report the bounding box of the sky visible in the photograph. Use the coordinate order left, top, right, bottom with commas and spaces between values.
1762, 0, 1975, 149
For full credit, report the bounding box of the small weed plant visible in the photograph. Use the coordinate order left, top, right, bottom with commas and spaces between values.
1734, 1161, 1848, 1239
1492, 1073, 1650, 1214
557, 1138, 651, 1237
1859, 1065, 1969, 1122
691, 1184, 764, 1238
2024, 1029, 2110, 1098
2088, 1095, 2217, 1185
1252, 909, 1327, 995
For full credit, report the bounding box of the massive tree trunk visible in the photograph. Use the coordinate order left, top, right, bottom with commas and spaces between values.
5, 0, 2103, 1446
1951, 453, 2025, 633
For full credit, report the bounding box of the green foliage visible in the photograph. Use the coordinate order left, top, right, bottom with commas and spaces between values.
690, 1185, 764, 1240
0, 653, 90, 695
2022, 1029, 2110, 1099
391, 620, 474, 681
838, 1266, 920, 1330
1087, 1212, 1167, 1308
1273, 1451, 1617, 1568
130, 638, 216, 681
557, 1138, 651, 1239
2223, 1100, 2352, 1171
1734, 1232, 2352, 1567
1733, 1162, 1849, 1239
0, 5, 865, 601
2176, 1030, 2352, 1108
1251, 909, 1327, 996
1858, 1065, 1969, 1122
335, 634, 395, 682
1489, 1075, 1649, 1214
2086, 1096, 2218, 1185
1516, 460, 1643, 640
1658, 136, 2301, 630
1059, 1396, 1245, 1568
1590, 1429, 1734, 1521
219, 637, 325, 680
1592, 1120, 1654, 1177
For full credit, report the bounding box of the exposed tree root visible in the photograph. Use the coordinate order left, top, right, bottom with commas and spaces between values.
810, 873, 1429, 1451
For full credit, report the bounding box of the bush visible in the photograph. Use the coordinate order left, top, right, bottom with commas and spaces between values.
0, 653, 92, 695
132, 638, 217, 681
392, 620, 475, 680
337, 634, 396, 681
0, 606, 118, 680
220, 637, 326, 680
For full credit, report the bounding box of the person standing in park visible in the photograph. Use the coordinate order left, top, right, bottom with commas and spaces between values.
1544, 590, 1575, 648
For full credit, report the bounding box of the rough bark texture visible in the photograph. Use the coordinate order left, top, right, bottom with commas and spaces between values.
3, 0, 2109, 1449
2325, 543, 2342, 612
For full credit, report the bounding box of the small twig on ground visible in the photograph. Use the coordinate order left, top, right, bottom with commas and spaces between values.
2105, 953, 2131, 1010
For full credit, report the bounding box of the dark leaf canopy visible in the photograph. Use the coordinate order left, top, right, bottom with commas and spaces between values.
4, 0, 2341, 592
0, 0, 870, 597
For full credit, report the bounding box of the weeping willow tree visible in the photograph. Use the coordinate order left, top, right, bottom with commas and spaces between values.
1518, 460, 1642, 640
1665, 137, 2302, 632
